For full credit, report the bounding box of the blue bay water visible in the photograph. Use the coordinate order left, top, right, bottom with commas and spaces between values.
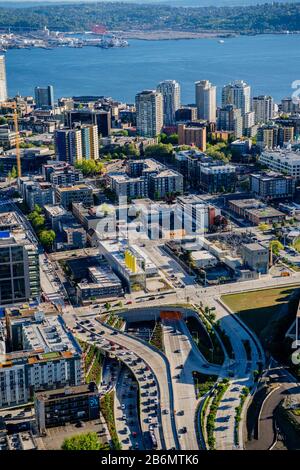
6, 34, 300, 104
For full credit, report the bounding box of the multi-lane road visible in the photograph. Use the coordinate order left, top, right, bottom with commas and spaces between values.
67, 315, 179, 450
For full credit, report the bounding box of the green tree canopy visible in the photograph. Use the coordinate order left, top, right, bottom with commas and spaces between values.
75, 160, 104, 176
61, 432, 108, 451
144, 143, 173, 159
39, 229, 56, 247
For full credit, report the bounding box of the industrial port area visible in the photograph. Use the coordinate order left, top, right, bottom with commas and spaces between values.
0, 26, 129, 52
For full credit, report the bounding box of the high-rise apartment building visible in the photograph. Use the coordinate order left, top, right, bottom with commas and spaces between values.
222, 80, 251, 116
35, 85, 54, 109
55, 128, 82, 164
157, 80, 180, 126
252, 95, 274, 124
81, 124, 99, 160
195, 80, 216, 122
217, 104, 243, 138
55, 124, 98, 164
136, 90, 163, 137
0, 56, 7, 103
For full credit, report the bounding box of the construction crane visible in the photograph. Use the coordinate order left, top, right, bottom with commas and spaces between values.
0, 100, 21, 178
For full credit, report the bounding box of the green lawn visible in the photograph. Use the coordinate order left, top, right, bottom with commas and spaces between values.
222, 285, 300, 337
293, 239, 300, 253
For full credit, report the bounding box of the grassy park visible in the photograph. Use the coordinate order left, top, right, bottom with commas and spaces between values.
222, 285, 300, 354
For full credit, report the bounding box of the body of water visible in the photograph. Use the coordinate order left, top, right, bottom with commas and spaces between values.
5, 34, 300, 103
1, 1, 299, 6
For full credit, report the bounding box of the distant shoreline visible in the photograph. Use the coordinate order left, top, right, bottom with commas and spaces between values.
108, 30, 298, 41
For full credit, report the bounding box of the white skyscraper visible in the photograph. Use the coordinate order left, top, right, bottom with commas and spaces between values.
157, 80, 180, 126
222, 80, 251, 116
195, 80, 216, 123
0, 56, 7, 103
252, 95, 274, 124
136, 90, 163, 137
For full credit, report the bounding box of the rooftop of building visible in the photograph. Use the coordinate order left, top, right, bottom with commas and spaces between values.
56, 184, 91, 192
229, 198, 261, 208
99, 239, 143, 275
35, 382, 98, 403
13, 314, 79, 356
242, 242, 268, 252
5, 303, 58, 319
261, 148, 300, 162
44, 204, 69, 217
88, 265, 122, 287
250, 171, 294, 181
246, 206, 285, 218
0, 211, 19, 229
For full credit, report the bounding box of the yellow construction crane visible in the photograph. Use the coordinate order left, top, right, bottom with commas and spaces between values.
0, 100, 21, 178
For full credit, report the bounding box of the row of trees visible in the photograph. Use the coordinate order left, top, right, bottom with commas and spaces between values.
28, 205, 56, 248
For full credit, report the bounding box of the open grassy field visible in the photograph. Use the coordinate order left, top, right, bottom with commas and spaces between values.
222, 285, 300, 338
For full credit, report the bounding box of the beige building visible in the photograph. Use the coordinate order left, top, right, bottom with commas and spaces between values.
195, 80, 216, 122
136, 90, 163, 137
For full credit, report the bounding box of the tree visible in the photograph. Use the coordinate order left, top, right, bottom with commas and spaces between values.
159, 133, 178, 145
11, 166, 17, 179
270, 239, 283, 256
258, 223, 269, 232
144, 143, 173, 161
61, 432, 108, 450
39, 229, 56, 247
75, 160, 104, 176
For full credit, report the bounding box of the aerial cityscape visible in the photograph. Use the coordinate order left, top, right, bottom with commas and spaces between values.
0, 0, 300, 458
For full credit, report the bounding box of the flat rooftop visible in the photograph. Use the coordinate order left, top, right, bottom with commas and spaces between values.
242, 242, 268, 252
246, 207, 285, 218
229, 198, 260, 208
88, 265, 122, 287
35, 383, 97, 402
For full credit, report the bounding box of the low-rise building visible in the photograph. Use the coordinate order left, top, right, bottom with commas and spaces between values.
190, 250, 218, 268
55, 184, 93, 209
245, 206, 285, 225
250, 172, 295, 201
35, 382, 100, 433
259, 149, 300, 178
72, 203, 116, 238
42, 162, 83, 186
18, 177, 55, 211
198, 161, 236, 193
98, 239, 147, 292
241, 243, 269, 274
76, 265, 123, 303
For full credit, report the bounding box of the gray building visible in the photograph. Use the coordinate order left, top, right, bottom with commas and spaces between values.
55, 184, 93, 209
0, 223, 40, 306
241, 243, 269, 275
250, 172, 296, 201
35, 85, 54, 109
157, 80, 180, 126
